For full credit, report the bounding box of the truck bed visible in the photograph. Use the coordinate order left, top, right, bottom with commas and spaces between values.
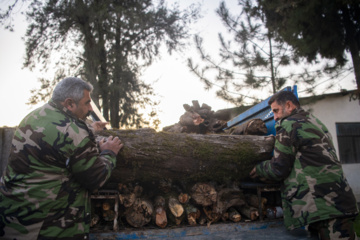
90, 219, 317, 240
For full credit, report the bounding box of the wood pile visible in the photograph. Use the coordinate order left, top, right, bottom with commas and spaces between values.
162, 100, 233, 134
162, 100, 267, 136
90, 101, 280, 232
90, 181, 281, 231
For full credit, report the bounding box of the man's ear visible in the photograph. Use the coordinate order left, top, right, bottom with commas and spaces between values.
285, 100, 296, 112
63, 98, 76, 111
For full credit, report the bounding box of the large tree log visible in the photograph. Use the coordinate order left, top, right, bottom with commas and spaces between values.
97, 128, 274, 185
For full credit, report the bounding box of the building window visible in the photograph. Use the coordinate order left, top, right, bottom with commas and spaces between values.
336, 123, 360, 164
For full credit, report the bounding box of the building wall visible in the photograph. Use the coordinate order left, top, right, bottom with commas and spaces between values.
302, 92, 360, 201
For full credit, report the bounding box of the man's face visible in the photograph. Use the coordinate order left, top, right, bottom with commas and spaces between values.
70, 90, 93, 120
271, 101, 292, 121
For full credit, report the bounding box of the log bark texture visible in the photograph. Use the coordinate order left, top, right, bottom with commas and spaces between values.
97, 128, 275, 185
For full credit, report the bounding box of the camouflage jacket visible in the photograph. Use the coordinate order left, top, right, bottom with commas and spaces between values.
0, 100, 117, 239
256, 108, 358, 230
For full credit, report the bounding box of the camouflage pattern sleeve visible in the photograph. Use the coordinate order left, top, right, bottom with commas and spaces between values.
61, 127, 117, 191
256, 120, 296, 181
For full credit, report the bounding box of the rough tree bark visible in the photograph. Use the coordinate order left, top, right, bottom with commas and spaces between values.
96, 128, 275, 186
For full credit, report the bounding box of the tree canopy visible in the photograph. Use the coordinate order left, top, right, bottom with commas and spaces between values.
187, 0, 342, 106
1, 0, 200, 129
259, 0, 360, 92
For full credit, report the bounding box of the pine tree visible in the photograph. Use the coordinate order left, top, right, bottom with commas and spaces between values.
188, 0, 352, 105
259, 0, 360, 92
188, 0, 299, 105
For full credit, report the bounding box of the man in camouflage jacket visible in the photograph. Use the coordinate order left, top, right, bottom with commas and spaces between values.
250, 91, 358, 239
0, 77, 123, 239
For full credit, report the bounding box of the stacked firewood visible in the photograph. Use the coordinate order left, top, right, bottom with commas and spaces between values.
90, 180, 279, 230
162, 100, 267, 135
162, 101, 229, 134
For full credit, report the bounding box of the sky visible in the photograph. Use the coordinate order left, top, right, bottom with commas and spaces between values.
0, 0, 356, 130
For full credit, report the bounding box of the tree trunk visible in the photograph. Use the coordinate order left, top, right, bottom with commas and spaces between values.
110, 13, 123, 129
342, 6, 360, 93
97, 128, 275, 186
98, 29, 110, 121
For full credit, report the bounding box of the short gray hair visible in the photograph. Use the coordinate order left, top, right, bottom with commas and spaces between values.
52, 77, 93, 103
268, 91, 300, 108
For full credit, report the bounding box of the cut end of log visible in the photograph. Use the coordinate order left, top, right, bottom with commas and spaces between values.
178, 193, 190, 204
229, 208, 242, 222
125, 199, 154, 228
169, 197, 184, 218
155, 206, 168, 228
239, 205, 259, 221
191, 183, 217, 206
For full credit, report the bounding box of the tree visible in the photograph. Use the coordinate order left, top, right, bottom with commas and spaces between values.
188, 0, 353, 106
1, 0, 200, 129
187, 0, 294, 105
259, 0, 360, 92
